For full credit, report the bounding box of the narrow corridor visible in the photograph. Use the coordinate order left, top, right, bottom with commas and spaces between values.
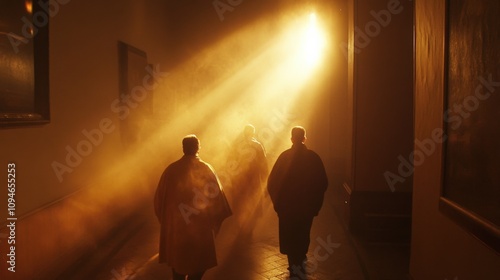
65, 187, 408, 280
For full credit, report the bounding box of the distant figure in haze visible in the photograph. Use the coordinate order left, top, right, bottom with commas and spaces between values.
267, 126, 328, 279
228, 124, 268, 238
154, 135, 232, 280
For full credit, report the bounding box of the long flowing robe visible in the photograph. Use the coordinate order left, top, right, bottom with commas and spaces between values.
228, 137, 268, 218
154, 155, 232, 274
267, 144, 328, 254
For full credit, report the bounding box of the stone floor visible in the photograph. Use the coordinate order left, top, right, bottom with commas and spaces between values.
74, 187, 409, 280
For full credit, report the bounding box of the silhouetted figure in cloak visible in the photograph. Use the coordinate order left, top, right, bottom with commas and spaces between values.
154, 135, 232, 280
228, 124, 268, 239
267, 126, 328, 279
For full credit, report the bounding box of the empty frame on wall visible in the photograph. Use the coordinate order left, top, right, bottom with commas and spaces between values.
0, 0, 50, 126
441, 0, 500, 253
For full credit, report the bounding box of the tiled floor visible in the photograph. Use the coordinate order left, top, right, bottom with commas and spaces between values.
82, 188, 408, 280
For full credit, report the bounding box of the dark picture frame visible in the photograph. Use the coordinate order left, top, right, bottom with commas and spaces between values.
117, 41, 151, 145
0, 0, 50, 126
441, 0, 500, 253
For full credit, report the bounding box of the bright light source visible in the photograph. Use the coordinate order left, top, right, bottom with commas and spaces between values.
310, 12, 317, 23
25, 0, 33, 14
133, 8, 332, 182
299, 12, 327, 68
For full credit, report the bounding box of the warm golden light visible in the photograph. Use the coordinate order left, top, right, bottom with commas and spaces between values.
301, 12, 327, 68
67, 7, 334, 202
142, 9, 332, 165
1, 5, 338, 279
52, 8, 334, 265
25, 0, 33, 14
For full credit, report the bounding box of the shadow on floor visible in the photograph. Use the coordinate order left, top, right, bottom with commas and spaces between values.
63, 187, 410, 280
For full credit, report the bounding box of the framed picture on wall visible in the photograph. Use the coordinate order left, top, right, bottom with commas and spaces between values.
118, 41, 152, 146
0, 0, 50, 126
441, 0, 500, 253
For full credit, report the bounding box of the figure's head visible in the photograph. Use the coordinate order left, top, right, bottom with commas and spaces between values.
182, 134, 200, 156
291, 126, 307, 144
244, 124, 255, 139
